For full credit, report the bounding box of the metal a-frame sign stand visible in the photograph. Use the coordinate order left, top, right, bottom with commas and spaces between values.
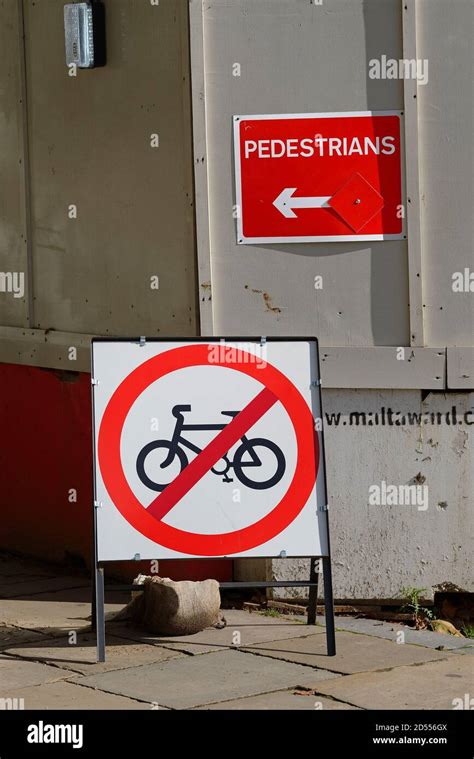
91, 337, 336, 662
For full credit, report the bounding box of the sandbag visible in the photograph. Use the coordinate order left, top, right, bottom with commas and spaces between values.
117, 575, 225, 636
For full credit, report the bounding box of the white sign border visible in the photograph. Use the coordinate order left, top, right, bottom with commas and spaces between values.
91, 337, 330, 562
233, 110, 407, 244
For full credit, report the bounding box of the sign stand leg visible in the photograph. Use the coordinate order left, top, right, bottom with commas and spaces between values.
90, 569, 97, 632
95, 565, 106, 662
90, 531, 97, 632
307, 557, 319, 625
322, 556, 336, 656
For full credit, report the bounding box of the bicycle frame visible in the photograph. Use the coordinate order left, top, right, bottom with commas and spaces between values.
163, 407, 262, 469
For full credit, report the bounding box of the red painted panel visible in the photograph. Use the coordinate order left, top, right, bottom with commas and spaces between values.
0, 363, 232, 582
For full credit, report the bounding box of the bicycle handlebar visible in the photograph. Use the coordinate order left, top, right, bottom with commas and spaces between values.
172, 404, 192, 417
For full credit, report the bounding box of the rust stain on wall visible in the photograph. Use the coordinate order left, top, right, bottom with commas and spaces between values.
245, 285, 282, 314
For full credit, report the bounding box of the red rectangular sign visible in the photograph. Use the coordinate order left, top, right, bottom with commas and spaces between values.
233, 111, 405, 244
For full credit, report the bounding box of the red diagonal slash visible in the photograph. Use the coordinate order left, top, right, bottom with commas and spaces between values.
146, 387, 278, 522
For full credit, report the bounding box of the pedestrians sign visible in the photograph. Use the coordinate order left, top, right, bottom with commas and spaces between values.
233, 111, 405, 243
92, 338, 329, 561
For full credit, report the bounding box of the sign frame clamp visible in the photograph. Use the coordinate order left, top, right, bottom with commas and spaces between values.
90, 336, 336, 662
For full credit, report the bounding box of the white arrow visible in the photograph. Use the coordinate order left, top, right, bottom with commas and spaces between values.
273, 187, 331, 219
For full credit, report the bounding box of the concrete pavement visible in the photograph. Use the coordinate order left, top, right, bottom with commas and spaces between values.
0, 554, 472, 710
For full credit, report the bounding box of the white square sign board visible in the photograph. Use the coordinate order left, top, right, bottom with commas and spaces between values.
92, 338, 329, 561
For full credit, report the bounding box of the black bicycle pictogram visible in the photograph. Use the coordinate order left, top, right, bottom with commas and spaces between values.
136, 404, 286, 492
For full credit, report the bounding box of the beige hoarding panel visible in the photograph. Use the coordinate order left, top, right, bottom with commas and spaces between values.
320, 346, 445, 389
0, 325, 93, 373
447, 348, 474, 390
0, 0, 29, 328
22, 0, 197, 338
402, 0, 424, 346
0, 326, 447, 388
189, 0, 214, 335
197, 0, 409, 348
418, 0, 474, 347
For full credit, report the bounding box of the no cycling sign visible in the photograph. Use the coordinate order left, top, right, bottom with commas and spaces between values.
92, 338, 330, 561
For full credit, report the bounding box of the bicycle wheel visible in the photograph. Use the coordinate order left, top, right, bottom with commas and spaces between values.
136, 441, 188, 492
233, 438, 286, 490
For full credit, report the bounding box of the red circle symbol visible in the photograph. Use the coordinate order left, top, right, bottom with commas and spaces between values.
98, 344, 318, 556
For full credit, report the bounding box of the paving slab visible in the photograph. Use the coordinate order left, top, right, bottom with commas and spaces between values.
195, 689, 359, 710
0, 555, 57, 578
0, 589, 125, 636
2, 632, 185, 675
333, 615, 474, 651
71, 649, 339, 709
313, 656, 474, 710
241, 630, 451, 674
0, 658, 72, 693
0, 574, 50, 586
0, 625, 47, 651
111, 609, 324, 655
0, 578, 89, 599
0, 681, 158, 710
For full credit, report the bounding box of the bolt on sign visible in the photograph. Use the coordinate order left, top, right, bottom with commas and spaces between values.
92, 338, 330, 561
233, 111, 405, 243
